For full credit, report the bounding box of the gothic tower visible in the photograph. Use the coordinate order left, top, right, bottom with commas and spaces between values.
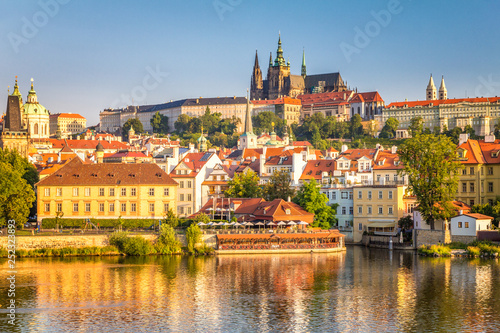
238, 90, 257, 150
267, 34, 291, 100
250, 50, 264, 100
301, 48, 307, 78
439, 76, 447, 100
426, 74, 437, 100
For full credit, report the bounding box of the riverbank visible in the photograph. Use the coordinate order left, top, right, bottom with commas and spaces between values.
418, 241, 500, 258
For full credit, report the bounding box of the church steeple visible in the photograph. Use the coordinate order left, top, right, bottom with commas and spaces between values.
301, 48, 307, 78
274, 33, 286, 67
439, 76, 447, 100
26, 78, 38, 104
244, 89, 253, 134
11, 76, 21, 97
269, 52, 272, 66
250, 50, 263, 100
426, 74, 437, 100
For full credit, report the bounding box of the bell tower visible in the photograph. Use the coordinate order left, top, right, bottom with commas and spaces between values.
426, 74, 437, 100
250, 50, 264, 100
439, 76, 447, 100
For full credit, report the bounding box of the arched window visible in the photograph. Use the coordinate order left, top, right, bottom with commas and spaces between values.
34, 123, 38, 135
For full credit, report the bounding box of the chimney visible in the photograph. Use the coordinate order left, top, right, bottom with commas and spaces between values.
341, 144, 348, 153
391, 146, 397, 154
458, 133, 469, 146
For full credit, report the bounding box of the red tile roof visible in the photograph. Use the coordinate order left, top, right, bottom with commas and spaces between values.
462, 213, 494, 220
171, 152, 214, 177
50, 113, 86, 119
386, 97, 500, 108
300, 160, 336, 180
251, 97, 301, 105
49, 139, 129, 150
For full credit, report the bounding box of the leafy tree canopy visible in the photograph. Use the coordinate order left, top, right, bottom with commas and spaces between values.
292, 179, 337, 229
252, 111, 287, 137
398, 133, 462, 229
263, 170, 295, 201
150, 111, 169, 134
122, 118, 144, 140
224, 170, 262, 198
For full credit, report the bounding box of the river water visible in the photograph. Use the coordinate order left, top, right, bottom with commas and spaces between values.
0, 246, 500, 332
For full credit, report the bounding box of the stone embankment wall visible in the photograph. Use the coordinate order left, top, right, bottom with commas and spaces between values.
0, 233, 216, 250
414, 229, 451, 248
451, 235, 476, 244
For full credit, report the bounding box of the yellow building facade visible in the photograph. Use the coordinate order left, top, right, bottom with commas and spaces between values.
36, 158, 177, 222
352, 185, 413, 243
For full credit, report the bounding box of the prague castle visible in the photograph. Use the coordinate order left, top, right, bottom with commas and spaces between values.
250, 35, 347, 100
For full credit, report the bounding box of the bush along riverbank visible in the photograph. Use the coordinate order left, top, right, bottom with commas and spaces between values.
418, 241, 500, 258
0, 225, 213, 258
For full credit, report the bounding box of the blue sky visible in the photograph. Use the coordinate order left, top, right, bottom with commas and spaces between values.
1, 0, 499, 126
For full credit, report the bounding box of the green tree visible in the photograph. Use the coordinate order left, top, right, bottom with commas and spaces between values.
494, 119, 500, 139
379, 117, 399, 138
292, 179, 336, 229
193, 212, 210, 224
200, 107, 223, 134
218, 116, 241, 135
471, 199, 500, 228
398, 215, 413, 230
224, 170, 262, 198
156, 224, 182, 254
164, 208, 179, 228
122, 118, 144, 140
398, 134, 463, 229
185, 223, 202, 254
350, 114, 364, 138
150, 111, 169, 134
408, 117, 424, 137
252, 111, 286, 137
263, 170, 295, 201
174, 114, 192, 133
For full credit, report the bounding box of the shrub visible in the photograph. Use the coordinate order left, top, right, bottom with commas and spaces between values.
109, 231, 130, 253
466, 246, 481, 257
418, 244, 451, 257
122, 236, 154, 256
195, 244, 214, 255
41, 218, 156, 230
156, 224, 182, 254
186, 224, 202, 254
448, 242, 467, 250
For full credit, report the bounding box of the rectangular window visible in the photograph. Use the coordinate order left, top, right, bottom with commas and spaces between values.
488, 182, 493, 192
388, 191, 393, 200
44, 188, 50, 196
56, 188, 62, 196
368, 191, 372, 200
378, 206, 383, 214
470, 182, 475, 193
462, 168, 467, 175
73, 187, 79, 196
458, 222, 462, 228
180, 181, 184, 189
358, 206, 363, 214
121, 203, 126, 212
149, 203, 155, 212
349, 207, 353, 215
121, 188, 127, 196
470, 167, 474, 175
488, 167, 493, 175
149, 188, 155, 196
358, 191, 362, 199
179, 206, 184, 214
85, 187, 91, 197
73, 203, 79, 212
131, 188, 137, 196
462, 182, 467, 192
99, 188, 105, 196
349, 192, 353, 200
99, 203, 104, 212
368, 206, 372, 214
164, 188, 169, 196
378, 191, 383, 199
187, 194, 192, 201
131, 203, 136, 212
187, 207, 192, 215
341, 192, 348, 199
358, 223, 363, 231
394, 175, 398, 182
470, 199, 475, 206
109, 188, 115, 196
57, 203, 62, 212
44, 203, 50, 212
388, 206, 393, 215
180, 194, 184, 201
342, 207, 346, 215
164, 203, 169, 212
465, 222, 469, 228
332, 192, 337, 200
385, 174, 390, 182
109, 203, 115, 212
85, 203, 91, 212
187, 181, 192, 188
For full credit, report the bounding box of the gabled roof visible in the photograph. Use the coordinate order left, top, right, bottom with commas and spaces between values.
50, 113, 86, 119
49, 139, 129, 150
373, 150, 403, 170
300, 160, 336, 180
386, 97, 500, 108
36, 158, 177, 186
171, 152, 214, 177
340, 148, 377, 161
265, 150, 294, 166
459, 213, 494, 220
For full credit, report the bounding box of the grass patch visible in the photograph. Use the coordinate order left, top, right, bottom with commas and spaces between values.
418, 244, 451, 257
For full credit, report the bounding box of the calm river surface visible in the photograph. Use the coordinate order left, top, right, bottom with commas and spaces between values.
1, 246, 500, 332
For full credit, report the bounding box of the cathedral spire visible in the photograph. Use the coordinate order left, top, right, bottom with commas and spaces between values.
274, 33, 285, 66
301, 48, 307, 78
426, 74, 437, 100
439, 75, 447, 100
269, 52, 273, 66
254, 50, 260, 68
244, 89, 253, 134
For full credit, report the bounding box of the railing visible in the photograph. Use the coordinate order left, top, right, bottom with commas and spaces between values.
218, 242, 341, 250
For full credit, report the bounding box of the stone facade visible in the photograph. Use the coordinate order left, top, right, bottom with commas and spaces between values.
414, 229, 451, 248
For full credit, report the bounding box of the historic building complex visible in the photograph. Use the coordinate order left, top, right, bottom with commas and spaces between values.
250, 35, 347, 100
